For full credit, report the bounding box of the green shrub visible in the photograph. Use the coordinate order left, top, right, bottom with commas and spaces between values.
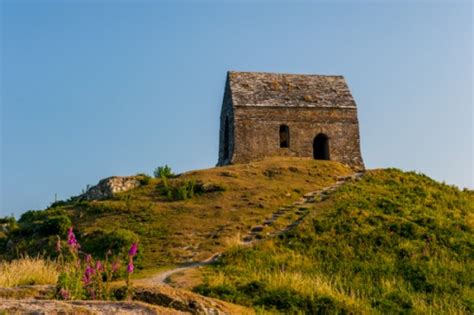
158, 179, 199, 201
50, 200, 69, 208
153, 165, 174, 179
136, 173, 152, 186
398, 262, 435, 293
373, 292, 413, 313
256, 288, 306, 311
17, 209, 71, 236
307, 295, 345, 315
0, 216, 18, 233
42, 215, 72, 235
194, 283, 248, 305
81, 229, 140, 259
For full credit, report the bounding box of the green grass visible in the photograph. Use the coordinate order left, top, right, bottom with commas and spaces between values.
2, 157, 352, 271
4, 159, 472, 313
194, 169, 474, 314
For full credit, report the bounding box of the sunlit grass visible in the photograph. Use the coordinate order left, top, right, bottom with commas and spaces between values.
0, 256, 58, 287
195, 169, 474, 314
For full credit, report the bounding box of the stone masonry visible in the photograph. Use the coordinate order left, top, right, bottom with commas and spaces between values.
217, 71, 365, 170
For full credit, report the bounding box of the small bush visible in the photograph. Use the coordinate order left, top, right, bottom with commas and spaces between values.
373, 292, 413, 313
257, 288, 306, 311
82, 229, 140, 259
197, 182, 227, 193
17, 209, 71, 236
0, 216, 18, 233
194, 283, 248, 305
158, 179, 200, 201
398, 262, 435, 293
153, 165, 174, 179
136, 173, 152, 186
50, 200, 68, 208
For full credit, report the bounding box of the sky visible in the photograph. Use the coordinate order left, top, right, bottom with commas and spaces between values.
1, 0, 472, 218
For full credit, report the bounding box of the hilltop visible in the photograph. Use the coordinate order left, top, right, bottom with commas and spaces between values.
191, 168, 474, 313
1, 159, 473, 314
1, 158, 353, 270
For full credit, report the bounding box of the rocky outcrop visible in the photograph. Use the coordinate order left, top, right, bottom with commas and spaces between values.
79, 176, 141, 200
0, 299, 189, 315
132, 285, 253, 315
0, 284, 252, 315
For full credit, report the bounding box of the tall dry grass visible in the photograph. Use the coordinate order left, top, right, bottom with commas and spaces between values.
0, 256, 58, 287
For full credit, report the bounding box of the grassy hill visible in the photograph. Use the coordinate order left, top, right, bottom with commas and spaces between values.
1, 158, 352, 271
193, 168, 474, 314
2, 159, 472, 314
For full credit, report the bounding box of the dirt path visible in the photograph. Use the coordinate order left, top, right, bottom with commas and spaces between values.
146, 172, 364, 285
145, 253, 221, 286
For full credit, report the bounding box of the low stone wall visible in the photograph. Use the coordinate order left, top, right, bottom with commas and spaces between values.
79, 176, 141, 200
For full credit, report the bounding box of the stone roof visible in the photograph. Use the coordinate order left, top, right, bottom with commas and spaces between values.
227, 71, 357, 108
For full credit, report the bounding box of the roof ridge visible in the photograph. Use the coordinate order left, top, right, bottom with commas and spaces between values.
228, 70, 344, 78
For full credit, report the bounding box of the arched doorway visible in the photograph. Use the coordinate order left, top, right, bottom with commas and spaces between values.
313, 133, 330, 160
279, 125, 290, 148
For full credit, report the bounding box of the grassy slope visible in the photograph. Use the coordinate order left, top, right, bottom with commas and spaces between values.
6, 158, 352, 271
194, 169, 474, 314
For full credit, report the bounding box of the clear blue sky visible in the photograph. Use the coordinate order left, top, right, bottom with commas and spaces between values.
1, 1, 472, 217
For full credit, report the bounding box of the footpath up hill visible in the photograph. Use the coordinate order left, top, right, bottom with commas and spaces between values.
3, 158, 353, 270
193, 168, 474, 314
1, 159, 473, 314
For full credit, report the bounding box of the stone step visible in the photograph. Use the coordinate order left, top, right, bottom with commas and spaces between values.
242, 235, 253, 242
251, 226, 264, 232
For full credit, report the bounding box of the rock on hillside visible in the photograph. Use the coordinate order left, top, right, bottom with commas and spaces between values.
0, 299, 188, 315
79, 176, 141, 200
0, 284, 253, 315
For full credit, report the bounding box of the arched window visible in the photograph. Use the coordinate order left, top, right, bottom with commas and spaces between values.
279, 125, 290, 148
223, 117, 230, 160
313, 133, 330, 160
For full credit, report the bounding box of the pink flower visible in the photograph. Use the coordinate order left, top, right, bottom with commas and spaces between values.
96, 260, 104, 272
67, 227, 80, 249
85, 254, 92, 264
127, 262, 134, 274
128, 243, 138, 257
111, 260, 120, 273
83, 266, 95, 284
